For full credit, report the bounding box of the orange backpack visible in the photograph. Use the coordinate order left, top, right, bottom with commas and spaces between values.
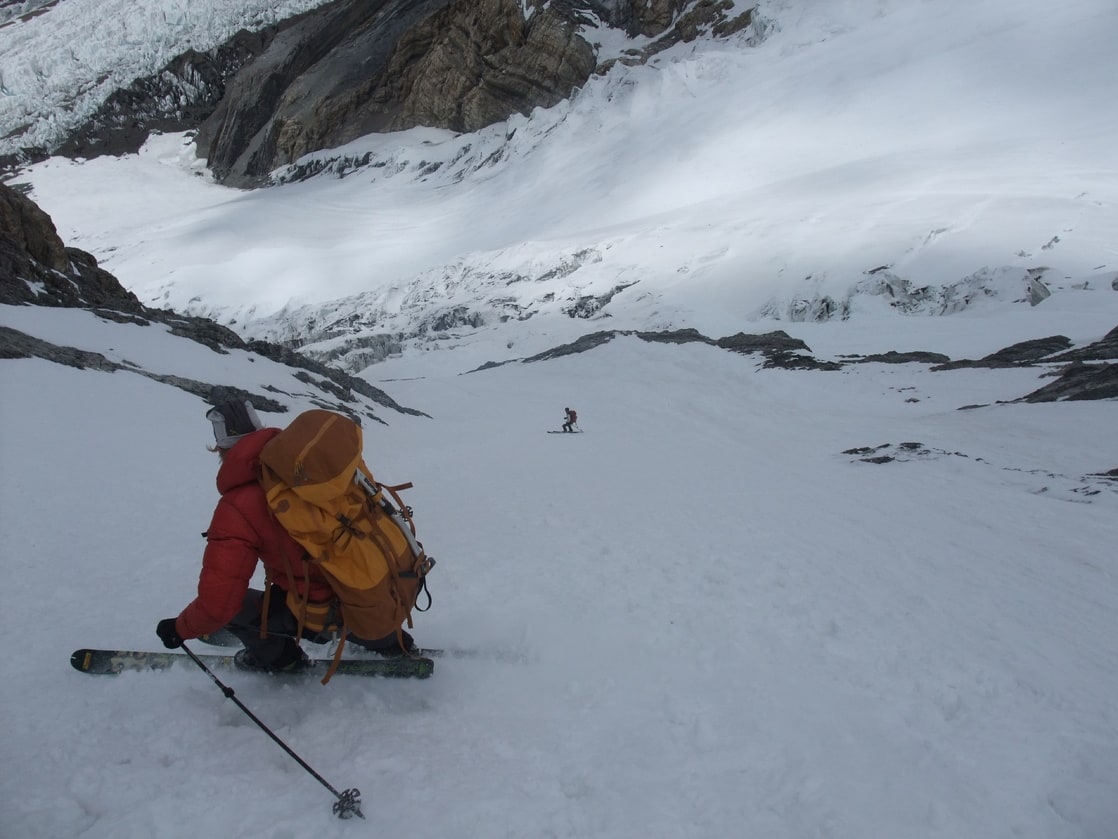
257, 409, 434, 682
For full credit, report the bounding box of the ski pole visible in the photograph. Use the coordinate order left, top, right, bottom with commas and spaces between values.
179, 642, 364, 819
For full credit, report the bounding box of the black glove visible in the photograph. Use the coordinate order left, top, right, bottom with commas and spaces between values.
156, 618, 184, 649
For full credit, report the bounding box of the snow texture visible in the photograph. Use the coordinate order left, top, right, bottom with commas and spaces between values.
1, 0, 1118, 836
2, 302, 1117, 838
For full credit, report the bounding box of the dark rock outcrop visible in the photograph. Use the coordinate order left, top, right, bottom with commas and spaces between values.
636, 327, 711, 345
0, 183, 144, 310
53, 28, 282, 161
8, 0, 760, 186
717, 330, 841, 370
856, 350, 952, 365
1018, 363, 1118, 402
564, 282, 637, 319
470, 320, 1117, 403
716, 330, 809, 355
1047, 325, 1118, 362
198, 0, 598, 186
842, 441, 1116, 501
478, 326, 838, 370
934, 335, 1074, 370
0, 323, 291, 412
185, 0, 758, 185
0, 182, 69, 275
521, 329, 628, 362
924, 327, 1118, 401
590, 0, 748, 39
0, 184, 423, 418
604, 0, 755, 65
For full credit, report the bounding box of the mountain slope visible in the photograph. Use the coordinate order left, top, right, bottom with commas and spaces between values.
14, 0, 1118, 374
1, 311, 1116, 838
1, 2, 1117, 834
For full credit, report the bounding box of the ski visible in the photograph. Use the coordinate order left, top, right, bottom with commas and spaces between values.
70, 648, 434, 679
547, 430, 583, 434
198, 629, 529, 663
199, 628, 446, 658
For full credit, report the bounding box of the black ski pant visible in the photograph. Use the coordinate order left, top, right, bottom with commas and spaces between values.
226, 585, 413, 663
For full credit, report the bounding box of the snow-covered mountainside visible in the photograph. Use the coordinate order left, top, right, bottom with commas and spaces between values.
3, 261, 1118, 839
1, 3, 1117, 837
10, 0, 1117, 375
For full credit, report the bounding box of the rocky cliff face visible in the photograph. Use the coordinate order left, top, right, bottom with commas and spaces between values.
22, 0, 756, 186
197, 0, 599, 186
52, 28, 281, 162
0, 184, 143, 310
595, 0, 751, 42
197, 0, 757, 185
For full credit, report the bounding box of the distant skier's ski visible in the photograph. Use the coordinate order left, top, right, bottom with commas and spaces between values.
70, 648, 433, 679
547, 430, 583, 434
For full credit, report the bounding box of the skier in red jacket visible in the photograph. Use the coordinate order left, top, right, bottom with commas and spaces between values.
155, 400, 413, 671
562, 407, 578, 432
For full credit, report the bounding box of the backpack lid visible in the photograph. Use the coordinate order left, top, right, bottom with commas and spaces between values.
260, 410, 364, 505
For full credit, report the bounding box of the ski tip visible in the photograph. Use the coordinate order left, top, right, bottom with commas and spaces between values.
70, 649, 94, 672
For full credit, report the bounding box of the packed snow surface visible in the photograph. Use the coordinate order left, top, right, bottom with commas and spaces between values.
1, 302, 1117, 838
1, 0, 1117, 836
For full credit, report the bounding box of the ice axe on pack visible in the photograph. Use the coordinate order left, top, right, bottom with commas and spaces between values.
179, 641, 365, 819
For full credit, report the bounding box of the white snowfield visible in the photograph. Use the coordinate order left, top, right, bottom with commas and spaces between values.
1, 302, 1116, 838
1, 0, 1117, 836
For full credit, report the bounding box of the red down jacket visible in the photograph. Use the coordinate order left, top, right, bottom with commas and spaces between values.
175, 428, 335, 640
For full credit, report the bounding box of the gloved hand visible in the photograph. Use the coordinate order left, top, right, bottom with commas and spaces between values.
156, 618, 184, 649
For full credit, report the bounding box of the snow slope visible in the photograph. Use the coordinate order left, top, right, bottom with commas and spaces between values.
1, 1, 1117, 835
1, 304, 1116, 838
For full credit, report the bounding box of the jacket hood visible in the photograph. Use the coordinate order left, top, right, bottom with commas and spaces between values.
216, 427, 281, 495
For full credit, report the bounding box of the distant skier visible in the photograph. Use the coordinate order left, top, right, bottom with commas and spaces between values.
562, 407, 578, 432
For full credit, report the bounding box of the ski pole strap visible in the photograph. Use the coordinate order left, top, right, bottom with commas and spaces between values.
260, 575, 273, 641
322, 631, 347, 685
